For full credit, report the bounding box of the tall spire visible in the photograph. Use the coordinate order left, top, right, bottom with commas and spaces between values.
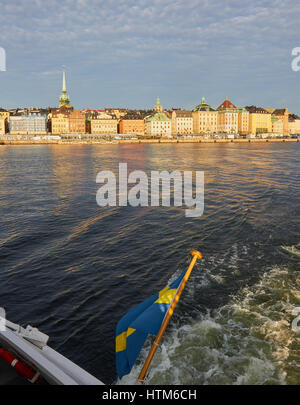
62, 70, 67, 92
59, 69, 70, 108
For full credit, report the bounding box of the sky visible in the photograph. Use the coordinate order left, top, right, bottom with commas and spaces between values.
0, 0, 300, 113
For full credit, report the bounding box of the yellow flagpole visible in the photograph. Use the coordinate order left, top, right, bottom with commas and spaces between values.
137, 250, 202, 384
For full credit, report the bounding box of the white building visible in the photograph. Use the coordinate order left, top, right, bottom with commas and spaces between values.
9, 114, 47, 134
145, 112, 172, 137
171, 110, 193, 136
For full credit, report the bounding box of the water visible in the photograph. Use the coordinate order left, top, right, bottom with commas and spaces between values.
0, 143, 299, 385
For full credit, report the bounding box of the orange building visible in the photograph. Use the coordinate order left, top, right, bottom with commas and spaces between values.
69, 110, 86, 134
119, 112, 146, 135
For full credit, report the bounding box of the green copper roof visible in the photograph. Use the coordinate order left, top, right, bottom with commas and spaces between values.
193, 97, 215, 112
145, 112, 170, 122
237, 107, 249, 113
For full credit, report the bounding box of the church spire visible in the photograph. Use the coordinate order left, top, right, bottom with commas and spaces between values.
62, 70, 67, 92
59, 69, 70, 108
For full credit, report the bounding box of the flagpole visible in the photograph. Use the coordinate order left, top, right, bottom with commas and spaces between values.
137, 250, 202, 384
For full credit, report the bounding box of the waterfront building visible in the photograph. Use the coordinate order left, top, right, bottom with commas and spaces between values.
51, 107, 72, 134
288, 114, 300, 134
144, 112, 171, 138
0, 117, 6, 134
192, 97, 218, 134
9, 113, 47, 135
90, 112, 118, 135
59, 70, 71, 108
271, 115, 284, 136
0, 109, 9, 134
268, 108, 289, 137
237, 107, 250, 135
217, 97, 239, 134
119, 112, 146, 136
245, 106, 272, 135
68, 109, 86, 134
171, 110, 193, 136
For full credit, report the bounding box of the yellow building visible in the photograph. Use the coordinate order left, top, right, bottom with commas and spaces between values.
171, 110, 193, 136
0, 110, 9, 134
51, 107, 71, 134
217, 97, 238, 134
192, 97, 218, 134
288, 114, 300, 134
237, 107, 249, 135
0, 118, 6, 134
90, 112, 118, 135
245, 106, 272, 135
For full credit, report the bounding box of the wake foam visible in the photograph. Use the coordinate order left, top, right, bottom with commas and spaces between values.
118, 264, 299, 385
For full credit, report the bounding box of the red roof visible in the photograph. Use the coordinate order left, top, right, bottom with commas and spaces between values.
217, 98, 237, 110
83, 109, 105, 112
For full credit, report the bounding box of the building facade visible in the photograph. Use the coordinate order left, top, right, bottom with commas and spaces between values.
192, 98, 218, 134
271, 116, 283, 135
51, 107, 71, 134
171, 110, 193, 136
270, 108, 289, 137
9, 114, 47, 134
237, 107, 250, 135
217, 97, 239, 134
119, 112, 145, 135
245, 106, 272, 135
145, 112, 171, 137
69, 109, 86, 134
288, 114, 300, 134
90, 112, 118, 135
0, 109, 9, 134
0, 118, 6, 134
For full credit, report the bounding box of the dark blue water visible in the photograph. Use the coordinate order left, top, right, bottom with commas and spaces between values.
0, 143, 299, 384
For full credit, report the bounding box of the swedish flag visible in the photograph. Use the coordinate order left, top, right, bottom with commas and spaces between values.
115, 273, 185, 379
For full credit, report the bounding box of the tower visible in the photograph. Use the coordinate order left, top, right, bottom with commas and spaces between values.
59, 70, 71, 108
154, 96, 163, 113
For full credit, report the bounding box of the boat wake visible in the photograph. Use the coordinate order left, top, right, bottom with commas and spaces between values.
282, 244, 300, 257
118, 263, 300, 385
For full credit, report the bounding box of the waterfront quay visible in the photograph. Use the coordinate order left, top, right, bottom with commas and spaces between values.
0, 135, 299, 146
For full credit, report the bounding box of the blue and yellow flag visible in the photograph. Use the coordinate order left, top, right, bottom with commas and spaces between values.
115, 273, 185, 379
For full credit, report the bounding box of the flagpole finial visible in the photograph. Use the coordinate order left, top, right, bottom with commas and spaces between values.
190, 250, 202, 260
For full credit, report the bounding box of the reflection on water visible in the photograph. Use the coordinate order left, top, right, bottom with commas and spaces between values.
0, 143, 299, 384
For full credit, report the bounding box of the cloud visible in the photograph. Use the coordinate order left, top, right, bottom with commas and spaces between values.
0, 0, 300, 110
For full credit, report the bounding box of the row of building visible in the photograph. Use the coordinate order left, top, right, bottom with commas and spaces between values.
1, 72, 299, 138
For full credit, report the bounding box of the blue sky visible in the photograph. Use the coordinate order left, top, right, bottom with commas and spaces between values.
0, 0, 300, 113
